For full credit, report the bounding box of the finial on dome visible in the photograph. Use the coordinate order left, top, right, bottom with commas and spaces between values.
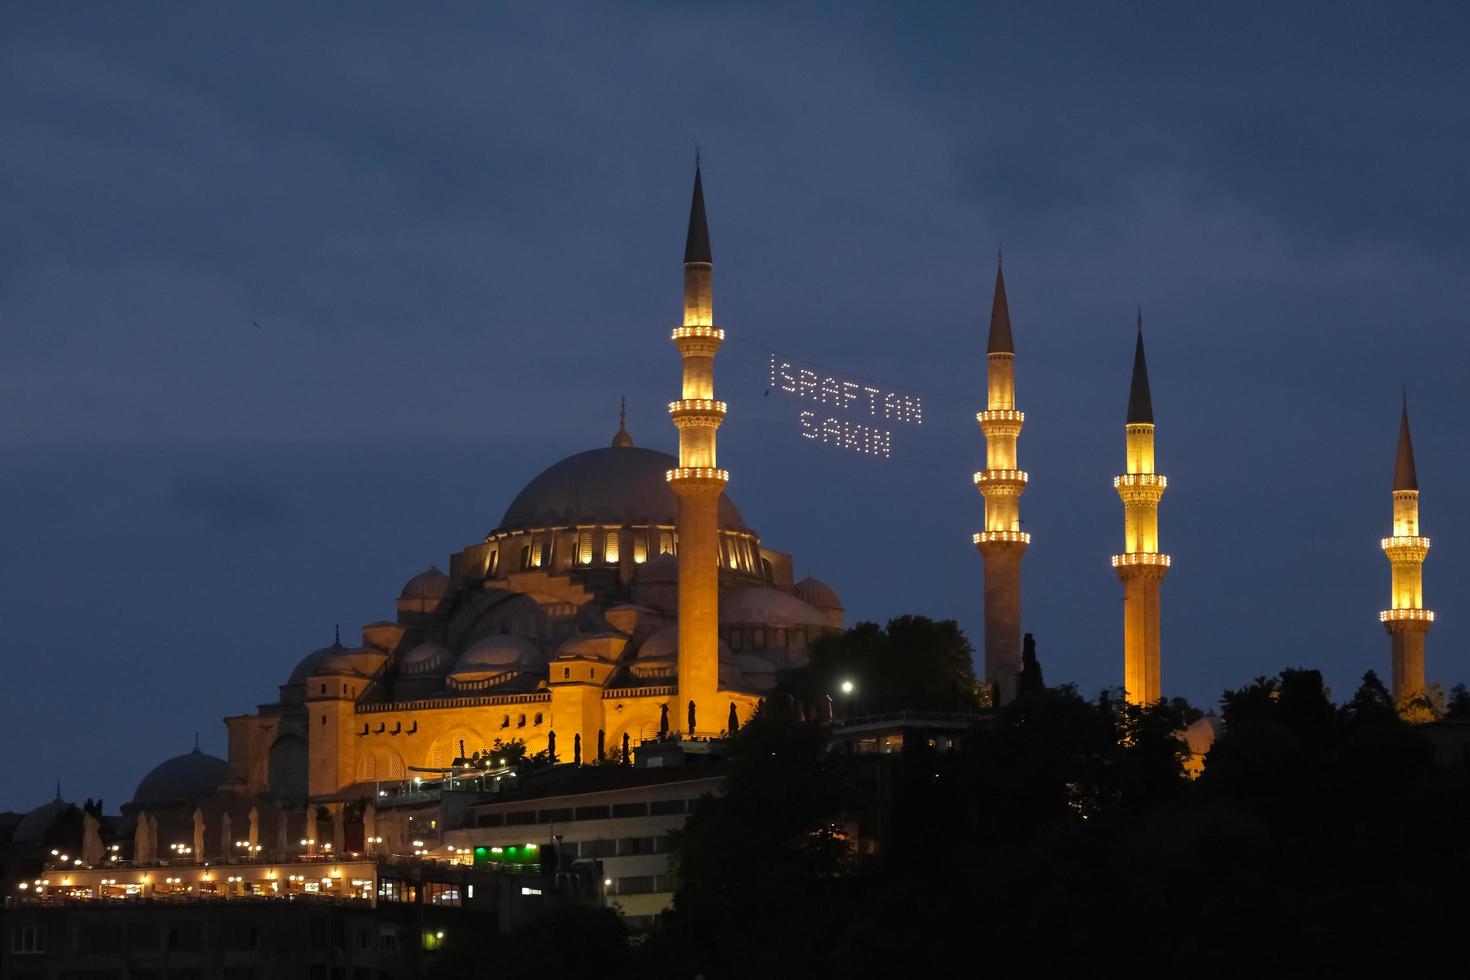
333, 624, 341, 648
55, 780, 62, 802
193, 732, 199, 752
612, 397, 634, 448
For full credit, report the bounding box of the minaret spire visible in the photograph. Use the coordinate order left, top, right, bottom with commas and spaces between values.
1126, 310, 1154, 424
986, 253, 1015, 355
974, 253, 1029, 703
1393, 396, 1418, 491
1114, 311, 1169, 704
1381, 397, 1432, 702
683, 160, 712, 265
668, 159, 728, 733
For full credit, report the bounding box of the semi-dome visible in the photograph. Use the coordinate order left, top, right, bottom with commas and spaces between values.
400, 566, 452, 599
721, 586, 828, 627
496, 446, 747, 533
455, 635, 545, 673
133, 748, 235, 807
794, 576, 843, 611
634, 625, 733, 662
400, 642, 453, 676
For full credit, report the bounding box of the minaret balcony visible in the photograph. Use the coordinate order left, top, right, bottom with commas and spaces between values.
668, 399, 727, 428
1112, 552, 1171, 568
977, 410, 1024, 439
973, 469, 1028, 494
974, 530, 1031, 546
666, 467, 730, 494
1114, 474, 1166, 505
672, 326, 725, 356
1380, 608, 1435, 624
1381, 536, 1430, 563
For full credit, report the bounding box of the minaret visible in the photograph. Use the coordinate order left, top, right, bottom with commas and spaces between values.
1380, 398, 1433, 702
667, 161, 727, 733
1113, 313, 1169, 705
973, 255, 1029, 703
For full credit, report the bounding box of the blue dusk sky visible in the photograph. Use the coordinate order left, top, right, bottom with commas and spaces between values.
2, 2, 1468, 811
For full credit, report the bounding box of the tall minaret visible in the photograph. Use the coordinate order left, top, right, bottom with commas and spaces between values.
974, 256, 1028, 703
1113, 313, 1169, 705
668, 161, 727, 733
1380, 398, 1433, 702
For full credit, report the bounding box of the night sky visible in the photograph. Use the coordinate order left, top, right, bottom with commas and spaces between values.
4, 4, 1468, 813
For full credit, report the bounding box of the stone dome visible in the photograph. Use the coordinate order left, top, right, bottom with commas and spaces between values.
634, 625, 733, 662
13, 797, 76, 846
400, 642, 453, 676
721, 586, 828, 627
455, 635, 545, 673
496, 446, 747, 533
400, 566, 451, 599
794, 576, 843, 611
133, 748, 235, 807
321, 646, 386, 676
288, 642, 346, 686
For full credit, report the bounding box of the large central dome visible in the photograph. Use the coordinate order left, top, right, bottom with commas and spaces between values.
496, 445, 748, 533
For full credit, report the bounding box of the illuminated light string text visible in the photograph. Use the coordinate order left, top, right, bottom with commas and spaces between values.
768, 353, 923, 460
799, 411, 893, 458
769, 355, 924, 424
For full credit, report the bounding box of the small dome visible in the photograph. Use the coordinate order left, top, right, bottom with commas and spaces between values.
794, 576, 843, 611
455, 635, 545, 673
721, 586, 828, 628
400, 642, 453, 676
288, 641, 345, 686
12, 797, 76, 846
557, 631, 627, 661
133, 748, 235, 807
400, 566, 451, 599
320, 646, 386, 677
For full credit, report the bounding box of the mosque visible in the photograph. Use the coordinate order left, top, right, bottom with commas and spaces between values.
9, 164, 1439, 858
207, 163, 843, 813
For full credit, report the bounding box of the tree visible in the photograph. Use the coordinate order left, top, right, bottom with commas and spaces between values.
773, 615, 980, 717
1018, 632, 1045, 695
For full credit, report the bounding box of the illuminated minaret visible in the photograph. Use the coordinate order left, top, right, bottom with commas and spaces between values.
973, 256, 1028, 703
1380, 398, 1433, 702
667, 161, 727, 733
1113, 313, 1169, 705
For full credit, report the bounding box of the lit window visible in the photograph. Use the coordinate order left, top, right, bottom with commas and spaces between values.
577, 532, 593, 565
531, 539, 544, 568
659, 530, 675, 556
604, 531, 620, 564
486, 547, 499, 577
633, 531, 648, 564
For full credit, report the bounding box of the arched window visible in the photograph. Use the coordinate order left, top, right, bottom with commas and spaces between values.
776, 628, 787, 649
486, 547, 499, 577
520, 545, 532, 571
633, 531, 648, 564
604, 531, 620, 564
729, 630, 743, 651
658, 530, 675, 556
753, 628, 766, 650
534, 712, 544, 726
577, 531, 593, 565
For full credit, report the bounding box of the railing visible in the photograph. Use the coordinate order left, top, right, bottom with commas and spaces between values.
358, 692, 550, 714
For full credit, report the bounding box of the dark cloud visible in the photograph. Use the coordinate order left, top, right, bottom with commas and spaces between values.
168, 476, 287, 529
2, 3, 1469, 810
